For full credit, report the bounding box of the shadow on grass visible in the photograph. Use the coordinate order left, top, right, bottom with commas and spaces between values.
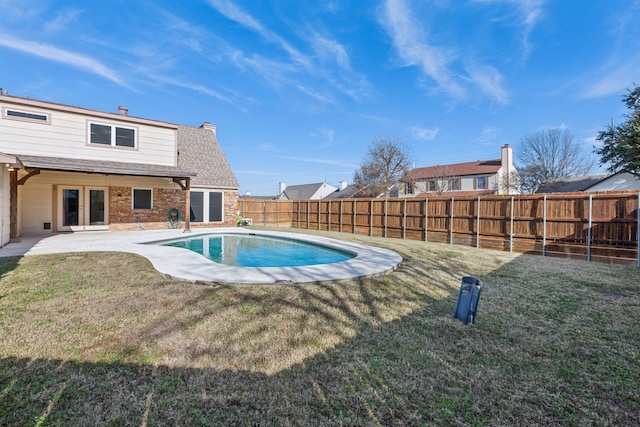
1, 237, 640, 425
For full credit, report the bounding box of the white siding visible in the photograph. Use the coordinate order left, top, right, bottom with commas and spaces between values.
0, 102, 177, 166
0, 168, 9, 246
19, 170, 180, 235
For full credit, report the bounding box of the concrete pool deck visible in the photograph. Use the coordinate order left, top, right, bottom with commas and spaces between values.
0, 228, 403, 284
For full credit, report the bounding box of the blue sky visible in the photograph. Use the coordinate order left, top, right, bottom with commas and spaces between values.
1, 0, 639, 196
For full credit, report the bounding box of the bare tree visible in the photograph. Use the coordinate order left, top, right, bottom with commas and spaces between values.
517, 128, 595, 193
427, 165, 460, 195
354, 136, 412, 197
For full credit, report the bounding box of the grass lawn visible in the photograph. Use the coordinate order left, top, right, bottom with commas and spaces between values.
1, 228, 639, 426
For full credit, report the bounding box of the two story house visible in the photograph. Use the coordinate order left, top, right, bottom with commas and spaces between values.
0, 94, 238, 246
401, 144, 519, 197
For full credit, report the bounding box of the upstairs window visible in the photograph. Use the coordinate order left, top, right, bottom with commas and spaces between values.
89, 122, 136, 148
475, 176, 488, 189
405, 182, 414, 194
3, 108, 50, 124
449, 178, 461, 191
428, 180, 436, 192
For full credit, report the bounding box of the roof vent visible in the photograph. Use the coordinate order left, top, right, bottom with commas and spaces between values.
118, 106, 128, 116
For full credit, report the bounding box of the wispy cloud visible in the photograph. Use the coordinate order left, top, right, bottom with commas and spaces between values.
471, 0, 546, 60
411, 126, 439, 141
43, 8, 81, 33
310, 126, 336, 147
206, 0, 311, 69
475, 126, 502, 144
465, 62, 509, 104
380, 0, 465, 99
273, 155, 357, 168
0, 33, 125, 86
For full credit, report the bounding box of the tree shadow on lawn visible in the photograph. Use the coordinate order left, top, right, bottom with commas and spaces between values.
1, 247, 639, 425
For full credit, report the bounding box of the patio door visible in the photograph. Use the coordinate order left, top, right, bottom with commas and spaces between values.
58, 186, 109, 231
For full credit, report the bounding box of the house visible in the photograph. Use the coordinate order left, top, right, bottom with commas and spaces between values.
0, 93, 239, 246
401, 144, 519, 197
277, 182, 337, 200
537, 172, 640, 193
536, 175, 608, 193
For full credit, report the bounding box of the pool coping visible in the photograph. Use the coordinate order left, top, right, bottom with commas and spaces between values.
19, 228, 403, 284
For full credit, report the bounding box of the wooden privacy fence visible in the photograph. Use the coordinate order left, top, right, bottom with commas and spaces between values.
239, 192, 640, 265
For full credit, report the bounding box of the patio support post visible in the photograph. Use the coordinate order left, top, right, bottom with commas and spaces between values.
588, 194, 593, 262
183, 178, 191, 233
9, 170, 17, 239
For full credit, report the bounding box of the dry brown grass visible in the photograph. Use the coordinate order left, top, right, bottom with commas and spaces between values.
1, 228, 639, 425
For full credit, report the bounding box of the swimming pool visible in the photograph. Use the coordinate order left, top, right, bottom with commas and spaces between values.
25, 228, 402, 284
158, 234, 355, 267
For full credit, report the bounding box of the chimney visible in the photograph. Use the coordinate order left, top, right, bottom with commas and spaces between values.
501, 144, 514, 193
200, 122, 217, 137
278, 182, 286, 196
340, 180, 347, 190
118, 106, 128, 116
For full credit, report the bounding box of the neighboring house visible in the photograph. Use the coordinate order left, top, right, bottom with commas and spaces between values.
536, 175, 608, 193
0, 94, 239, 246
277, 182, 338, 200
401, 145, 519, 197
537, 172, 640, 193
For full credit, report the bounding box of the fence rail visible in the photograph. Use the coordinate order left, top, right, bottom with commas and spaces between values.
239, 192, 640, 265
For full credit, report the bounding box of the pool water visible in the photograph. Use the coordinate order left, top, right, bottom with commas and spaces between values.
158, 234, 354, 267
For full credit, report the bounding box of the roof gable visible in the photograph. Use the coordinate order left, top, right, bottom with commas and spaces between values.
177, 125, 239, 189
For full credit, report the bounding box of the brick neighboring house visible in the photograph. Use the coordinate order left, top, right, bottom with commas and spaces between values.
0, 94, 238, 246
400, 144, 519, 197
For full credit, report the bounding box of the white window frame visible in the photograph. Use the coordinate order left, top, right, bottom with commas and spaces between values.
189, 190, 224, 223
87, 121, 138, 148
3, 107, 51, 124
132, 188, 153, 210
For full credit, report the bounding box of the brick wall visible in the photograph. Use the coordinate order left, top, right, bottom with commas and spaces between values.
109, 187, 238, 230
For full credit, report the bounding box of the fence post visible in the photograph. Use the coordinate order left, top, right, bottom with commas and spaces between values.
543, 195, 547, 256
328, 200, 331, 232
637, 192, 640, 267
509, 196, 514, 252
307, 200, 310, 229
403, 198, 407, 239
276, 200, 279, 227
241, 199, 245, 218
476, 196, 481, 248
588, 194, 593, 262
297, 201, 301, 229
425, 198, 428, 242
263, 201, 267, 227
340, 200, 343, 233
353, 199, 357, 234
369, 199, 373, 236
318, 201, 321, 230
450, 196, 454, 244
384, 198, 388, 238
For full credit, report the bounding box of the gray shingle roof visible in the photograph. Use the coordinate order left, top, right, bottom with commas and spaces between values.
280, 183, 325, 200
177, 125, 239, 189
536, 175, 608, 193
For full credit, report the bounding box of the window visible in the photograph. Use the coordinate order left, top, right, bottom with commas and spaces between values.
449, 178, 460, 191
428, 180, 436, 192
209, 192, 223, 222
3, 108, 50, 124
190, 191, 204, 222
406, 182, 414, 194
89, 122, 136, 148
188, 190, 224, 223
132, 188, 152, 209
475, 176, 488, 190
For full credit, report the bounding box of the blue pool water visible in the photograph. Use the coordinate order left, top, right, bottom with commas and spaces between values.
157, 234, 354, 267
